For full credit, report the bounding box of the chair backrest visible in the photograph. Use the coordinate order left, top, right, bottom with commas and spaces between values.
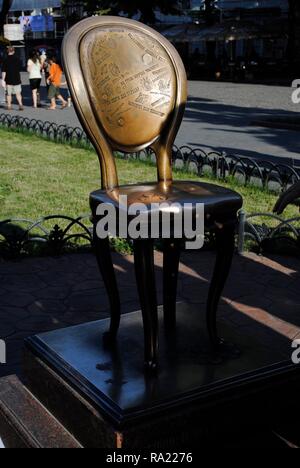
62, 16, 187, 190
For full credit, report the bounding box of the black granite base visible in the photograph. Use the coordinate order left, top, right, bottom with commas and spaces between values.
24, 303, 300, 448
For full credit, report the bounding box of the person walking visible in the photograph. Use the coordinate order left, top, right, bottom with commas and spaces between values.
27, 51, 42, 108
47, 56, 67, 110
40, 50, 50, 90
1, 47, 24, 111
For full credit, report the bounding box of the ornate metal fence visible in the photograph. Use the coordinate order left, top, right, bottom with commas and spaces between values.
238, 210, 300, 256
1, 113, 299, 193
0, 216, 92, 258
0, 113, 91, 148
1, 212, 300, 259
170, 147, 300, 193
1, 113, 300, 258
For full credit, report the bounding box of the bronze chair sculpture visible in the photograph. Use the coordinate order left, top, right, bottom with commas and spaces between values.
62, 16, 243, 371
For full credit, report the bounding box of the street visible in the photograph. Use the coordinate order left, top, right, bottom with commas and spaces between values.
0, 73, 299, 166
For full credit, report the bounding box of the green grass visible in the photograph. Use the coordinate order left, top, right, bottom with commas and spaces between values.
0, 127, 298, 221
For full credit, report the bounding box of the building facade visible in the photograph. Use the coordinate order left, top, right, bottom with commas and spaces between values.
0, 0, 61, 10
176, 0, 290, 79
1, 1, 63, 67
1, 0, 293, 78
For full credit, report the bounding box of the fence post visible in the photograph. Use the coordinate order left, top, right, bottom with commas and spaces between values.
237, 210, 246, 255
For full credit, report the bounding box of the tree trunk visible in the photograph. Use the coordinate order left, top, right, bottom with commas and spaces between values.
0, 0, 13, 36
295, 2, 300, 74
288, 0, 300, 75
204, 1, 217, 76
204, 0, 215, 27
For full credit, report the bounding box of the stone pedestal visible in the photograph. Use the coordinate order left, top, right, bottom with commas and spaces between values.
0, 375, 81, 448
16, 303, 300, 448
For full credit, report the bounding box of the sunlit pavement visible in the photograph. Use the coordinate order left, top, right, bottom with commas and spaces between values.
0, 75, 299, 166
0, 250, 299, 379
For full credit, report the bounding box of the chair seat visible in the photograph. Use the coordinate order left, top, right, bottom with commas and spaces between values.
90, 181, 243, 221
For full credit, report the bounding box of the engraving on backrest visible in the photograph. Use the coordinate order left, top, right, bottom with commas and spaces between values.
80, 27, 177, 149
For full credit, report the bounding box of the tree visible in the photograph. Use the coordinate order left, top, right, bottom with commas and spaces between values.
288, 0, 300, 74
0, 0, 13, 36
203, 0, 217, 26
85, 0, 181, 25
201, 1, 218, 74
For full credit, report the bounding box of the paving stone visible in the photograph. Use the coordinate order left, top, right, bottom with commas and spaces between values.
118, 287, 140, 303
0, 263, 35, 276
0, 320, 17, 338
120, 301, 142, 315
71, 280, 105, 292
25, 257, 62, 271
267, 302, 300, 328
27, 300, 67, 316
15, 315, 66, 333
1, 292, 36, 308
264, 287, 300, 305
1, 275, 47, 293
0, 250, 299, 378
180, 283, 209, 304
0, 306, 29, 321
65, 292, 109, 312
36, 287, 71, 300
62, 311, 107, 326
224, 294, 272, 310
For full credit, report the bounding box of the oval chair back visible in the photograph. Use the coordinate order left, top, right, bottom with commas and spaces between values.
62, 16, 187, 191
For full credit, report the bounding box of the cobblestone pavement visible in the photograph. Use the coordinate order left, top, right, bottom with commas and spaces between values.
0, 250, 299, 378
0, 76, 299, 165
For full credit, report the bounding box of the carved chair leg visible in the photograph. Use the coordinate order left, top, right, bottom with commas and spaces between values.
133, 239, 159, 372
207, 221, 236, 350
163, 239, 181, 330
93, 225, 121, 346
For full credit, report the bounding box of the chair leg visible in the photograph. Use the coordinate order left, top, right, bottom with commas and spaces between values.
133, 239, 159, 372
93, 226, 121, 345
207, 221, 236, 349
163, 239, 181, 330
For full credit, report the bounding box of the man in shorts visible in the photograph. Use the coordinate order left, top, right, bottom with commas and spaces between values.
1, 47, 24, 111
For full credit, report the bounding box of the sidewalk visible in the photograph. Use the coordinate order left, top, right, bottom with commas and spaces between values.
0, 76, 299, 166
0, 250, 299, 378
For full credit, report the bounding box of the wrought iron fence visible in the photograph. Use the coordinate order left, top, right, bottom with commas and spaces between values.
0, 215, 92, 258
169, 147, 300, 193
1, 212, 300, 259
0, 113, 91, 148
1, 113, 300, 258
238, 210, 300, 256
1, 113, 299, 193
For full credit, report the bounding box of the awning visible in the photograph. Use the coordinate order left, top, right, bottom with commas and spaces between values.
162, 23, 205, 43
0, 0, 61, 10
162, 19, 289, 43
198, 20, 289, 42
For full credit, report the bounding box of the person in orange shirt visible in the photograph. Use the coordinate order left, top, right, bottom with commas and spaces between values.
47, 56, 67, 110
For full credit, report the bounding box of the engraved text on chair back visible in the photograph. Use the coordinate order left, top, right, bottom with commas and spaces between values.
63, 17, 187, 190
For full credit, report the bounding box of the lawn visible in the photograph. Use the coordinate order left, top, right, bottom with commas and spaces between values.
0, 127, 298, 221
